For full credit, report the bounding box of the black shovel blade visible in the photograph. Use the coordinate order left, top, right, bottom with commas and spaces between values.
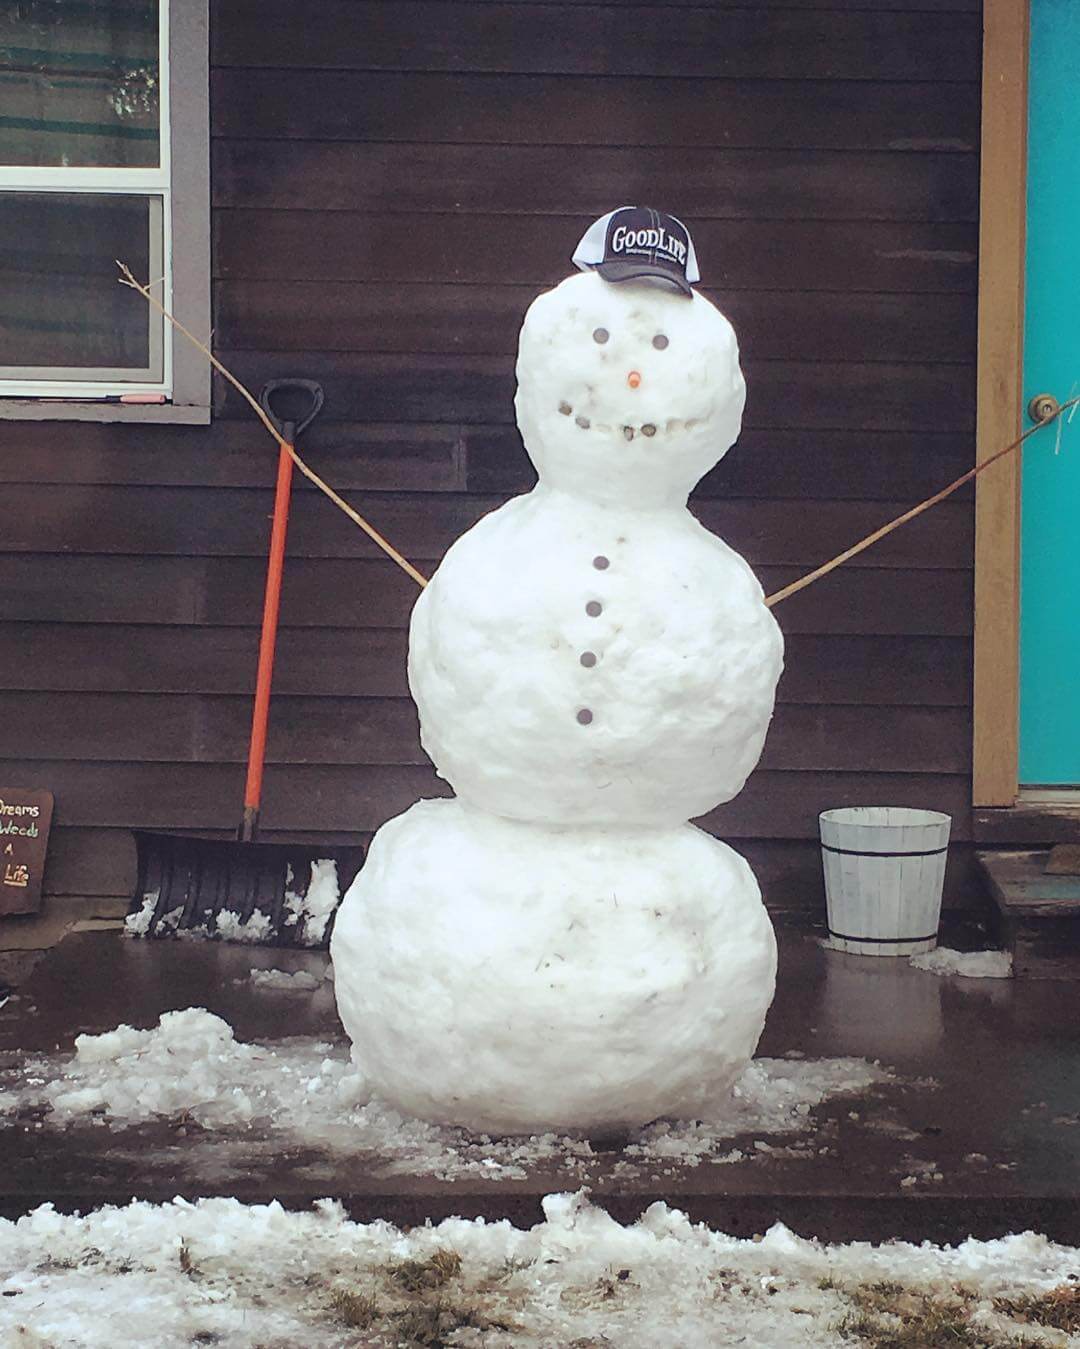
130, 833, 365, 948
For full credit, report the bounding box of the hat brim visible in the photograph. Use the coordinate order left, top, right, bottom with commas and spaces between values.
595, 258, 693, 298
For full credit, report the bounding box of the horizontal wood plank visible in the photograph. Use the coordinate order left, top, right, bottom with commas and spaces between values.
0, 624, 971, 707
0, 420, 462, 490
212, 351, 976, 432
3, 758, 973, 839
213, 142, 979, 223
0, 625, 410, 697
0, 484, 973, 568
468, 428, 975, 500
0, 556, 973, 635
215, 282, 975, 364
0, 691, 971, 774
212, 3, 980, 81
211, 70, 978, 151
214, 212, 978, 293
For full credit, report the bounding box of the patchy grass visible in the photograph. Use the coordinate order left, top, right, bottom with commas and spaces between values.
392, 1296, 516, 1345
837, 1297, 985, 1348
993, 1283, 1080, 1333
329, 1285, 380, 1329
322, 1247, 521, 1346
833, 1278, 1049, 1349
387, 1248, 463, 1292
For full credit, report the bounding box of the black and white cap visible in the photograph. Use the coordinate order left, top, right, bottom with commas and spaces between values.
572, 206, 699, 297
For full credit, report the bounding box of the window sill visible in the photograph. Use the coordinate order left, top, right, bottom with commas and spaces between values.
0, 400, 210, 425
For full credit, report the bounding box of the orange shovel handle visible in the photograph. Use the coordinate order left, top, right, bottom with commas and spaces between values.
242, 439, 295, 827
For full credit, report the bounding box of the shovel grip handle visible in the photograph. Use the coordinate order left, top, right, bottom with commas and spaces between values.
258, 378, 324, 439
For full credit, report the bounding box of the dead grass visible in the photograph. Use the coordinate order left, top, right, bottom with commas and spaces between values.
322, 1246, 521, 1346
834, 1278, 1042, 1349
993, 1283, 1080, 1333
178, 1239, 198, 1279
329, 1286, 380, 1329
387, 1248, 463, 1293
392, 1296, 516, 1345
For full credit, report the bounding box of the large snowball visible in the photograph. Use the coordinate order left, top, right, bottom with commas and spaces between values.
409, 488, 783, 825
330, 798, 777, 1134
515, 271, 745, 509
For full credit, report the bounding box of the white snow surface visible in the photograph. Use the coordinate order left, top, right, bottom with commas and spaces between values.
408, 272, 782, 827
3, 1190, 1080, 1349
409, 485, 783, 825
331, 799, 778, 1133
284, 857, 341, 947
911, 947, 1014, 979
0, 1008, 889, 1184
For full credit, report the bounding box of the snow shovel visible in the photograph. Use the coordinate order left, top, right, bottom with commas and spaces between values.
129, 379, 365, 947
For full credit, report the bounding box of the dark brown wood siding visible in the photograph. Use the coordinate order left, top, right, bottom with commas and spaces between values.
0, 0, 981, 908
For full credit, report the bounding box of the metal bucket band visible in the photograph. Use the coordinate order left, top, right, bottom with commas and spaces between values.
821, 844, 948, 859
828, 929, 939, 945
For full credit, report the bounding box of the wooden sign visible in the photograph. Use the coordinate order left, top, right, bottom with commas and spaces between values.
0, 788, 54, 916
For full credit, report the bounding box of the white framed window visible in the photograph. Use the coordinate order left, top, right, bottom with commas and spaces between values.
0, 0, 209, 422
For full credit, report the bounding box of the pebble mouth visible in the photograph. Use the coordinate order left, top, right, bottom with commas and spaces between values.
558, 405, 678, 438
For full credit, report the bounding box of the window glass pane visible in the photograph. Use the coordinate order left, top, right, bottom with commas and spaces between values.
0, 1, 159, 167
0, 192, 160, 376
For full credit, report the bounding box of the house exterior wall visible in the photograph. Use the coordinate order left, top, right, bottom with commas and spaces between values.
0, 0, 982, 906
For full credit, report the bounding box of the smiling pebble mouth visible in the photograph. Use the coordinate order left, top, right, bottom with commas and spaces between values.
559, 405, 669, 439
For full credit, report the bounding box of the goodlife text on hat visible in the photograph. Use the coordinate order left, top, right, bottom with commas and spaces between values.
609, 223, 688, 263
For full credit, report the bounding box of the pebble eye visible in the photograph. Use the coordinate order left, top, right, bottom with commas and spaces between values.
652, 334, 669, 350
592, 327, 609, 345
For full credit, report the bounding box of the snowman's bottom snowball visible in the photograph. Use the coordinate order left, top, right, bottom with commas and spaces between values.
330, 798, 777, 1134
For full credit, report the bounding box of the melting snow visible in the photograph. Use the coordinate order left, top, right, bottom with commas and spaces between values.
0, 1009, 890, 1183
2, 1191, 1079, 1349
911, 947, 1014, 979
247, 967, 321, 992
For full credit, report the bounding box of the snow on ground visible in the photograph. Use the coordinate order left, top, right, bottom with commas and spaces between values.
0, 1009, 890, 1183
2, 1190, 1079, 1349
246, 966, 322, 992
911, 947, 1014, 979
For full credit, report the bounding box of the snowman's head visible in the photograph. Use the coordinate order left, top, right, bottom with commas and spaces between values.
514, 271, 745, 509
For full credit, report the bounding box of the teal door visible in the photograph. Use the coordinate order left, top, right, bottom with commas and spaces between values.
1020, 0, 1080, 786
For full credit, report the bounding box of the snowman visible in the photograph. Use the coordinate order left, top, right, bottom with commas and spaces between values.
332, 208, 784, 1134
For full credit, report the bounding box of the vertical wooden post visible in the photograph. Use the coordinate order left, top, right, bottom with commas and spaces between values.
973, 0, 1029, 806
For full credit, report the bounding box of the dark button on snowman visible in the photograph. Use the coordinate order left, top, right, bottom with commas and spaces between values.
332, 208, 785, 1135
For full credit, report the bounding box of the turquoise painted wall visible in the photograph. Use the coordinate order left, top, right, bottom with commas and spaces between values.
1020, 0, 1080, 785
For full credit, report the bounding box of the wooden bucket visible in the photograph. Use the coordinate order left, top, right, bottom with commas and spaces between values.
819, 806, 951, 957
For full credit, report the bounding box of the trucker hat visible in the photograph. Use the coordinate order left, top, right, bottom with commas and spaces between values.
572, 206, 699, 297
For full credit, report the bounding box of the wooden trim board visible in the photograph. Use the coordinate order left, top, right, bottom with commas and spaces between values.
973, 0, 1029, 806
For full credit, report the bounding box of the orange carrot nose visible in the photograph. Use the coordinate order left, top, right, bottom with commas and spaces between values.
627, 370, 642, 389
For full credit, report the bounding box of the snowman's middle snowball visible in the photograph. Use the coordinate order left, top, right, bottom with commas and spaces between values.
330, 797, 777, 1134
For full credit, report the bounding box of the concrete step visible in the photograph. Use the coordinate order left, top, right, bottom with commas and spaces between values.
977, 849, 1080, 978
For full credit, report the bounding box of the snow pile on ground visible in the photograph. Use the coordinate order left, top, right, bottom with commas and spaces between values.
247, 966, 321, 992
2, 1190, 1079, 1349
626, 1057, 885, 1169
0, 1010, 890, 1183
911, 947, 1014, 979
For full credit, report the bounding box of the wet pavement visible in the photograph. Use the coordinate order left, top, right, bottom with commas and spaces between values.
1, 919, 1078, 1243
